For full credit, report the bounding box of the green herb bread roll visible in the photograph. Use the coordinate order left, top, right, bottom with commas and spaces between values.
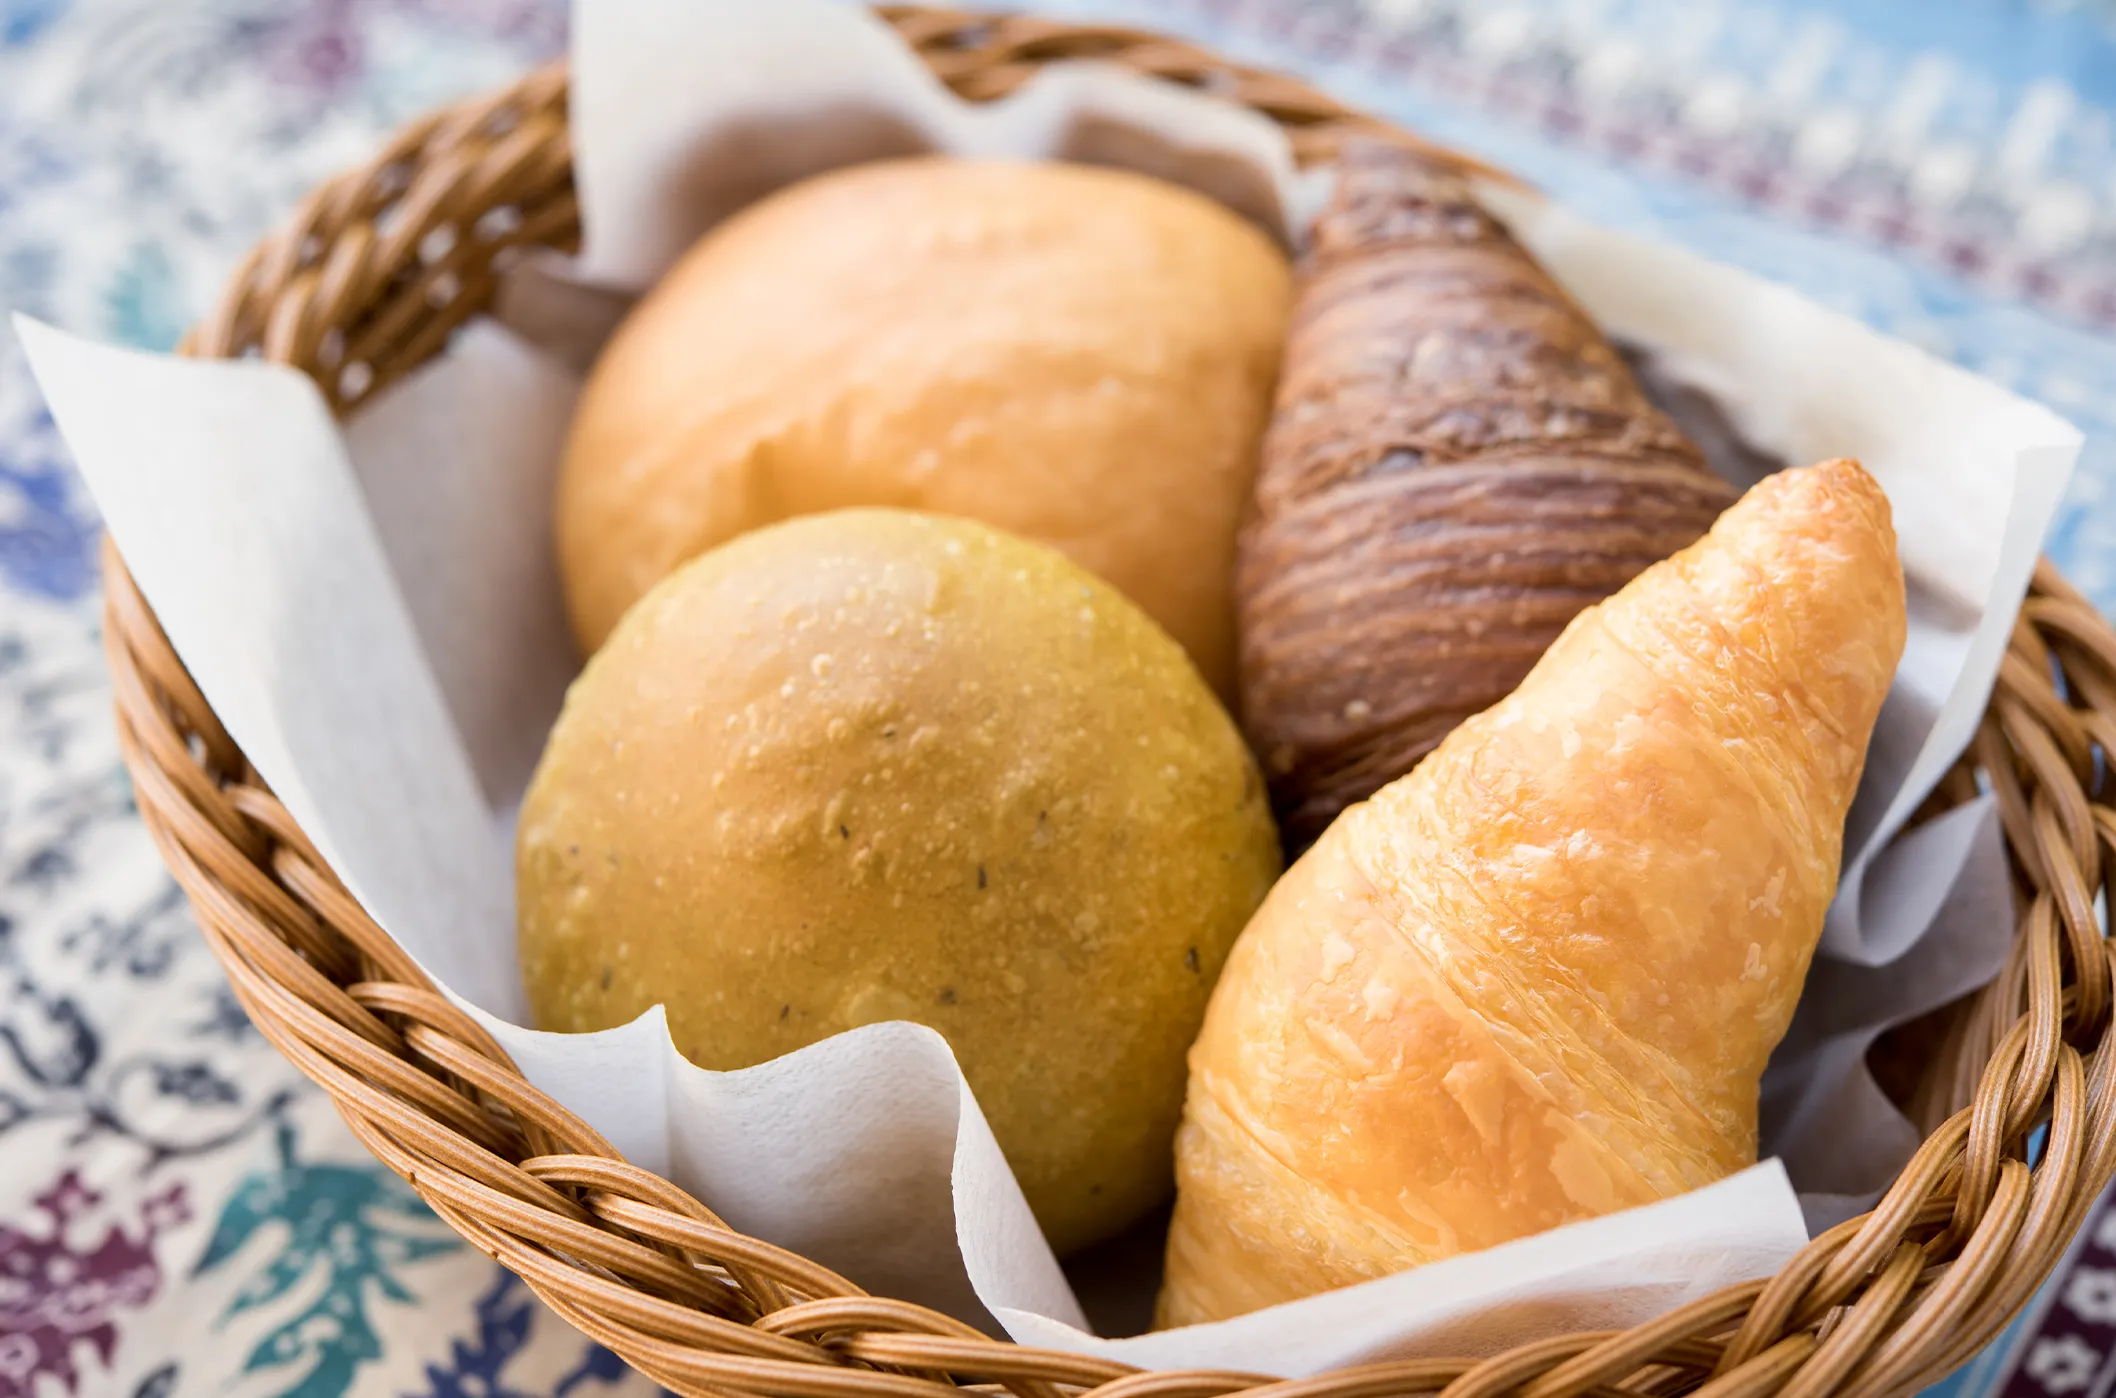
517, 509, 1282, 1255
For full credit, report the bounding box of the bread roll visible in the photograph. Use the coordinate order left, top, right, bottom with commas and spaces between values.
557, 157, 1291, 697
518, 509, 1281, 1256
1164, 460, 1904, 1323
1238, 141, 1736, 847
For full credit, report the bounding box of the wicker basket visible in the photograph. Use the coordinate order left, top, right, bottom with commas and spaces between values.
99, 9, 2116, 1398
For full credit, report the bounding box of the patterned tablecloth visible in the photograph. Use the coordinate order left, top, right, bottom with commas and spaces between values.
6, 1, 2116, 1395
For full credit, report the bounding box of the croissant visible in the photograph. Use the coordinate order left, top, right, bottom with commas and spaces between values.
1161, 458, 1905, 1326
1238, 140, 1738, 848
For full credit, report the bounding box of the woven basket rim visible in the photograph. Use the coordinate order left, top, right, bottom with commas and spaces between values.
97, 10, 2116, 1398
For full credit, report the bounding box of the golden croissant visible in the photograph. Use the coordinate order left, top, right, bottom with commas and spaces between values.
1160, 458, 1906, 1325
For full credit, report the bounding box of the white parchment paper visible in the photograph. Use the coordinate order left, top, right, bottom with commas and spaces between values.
14, 0, 2085, 1371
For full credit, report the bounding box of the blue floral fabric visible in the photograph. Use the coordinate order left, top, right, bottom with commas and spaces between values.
2, 1, 2115, 1395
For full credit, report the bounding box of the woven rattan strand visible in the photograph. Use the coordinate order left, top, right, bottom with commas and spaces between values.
96, 9, 2116, 1397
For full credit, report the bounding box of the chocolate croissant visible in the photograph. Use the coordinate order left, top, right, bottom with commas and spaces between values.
1238, 140, 1738, 847
1162, 459, 1905, 1325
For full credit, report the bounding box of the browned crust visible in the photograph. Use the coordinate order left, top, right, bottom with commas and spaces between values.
1237, 140, 1738, 847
